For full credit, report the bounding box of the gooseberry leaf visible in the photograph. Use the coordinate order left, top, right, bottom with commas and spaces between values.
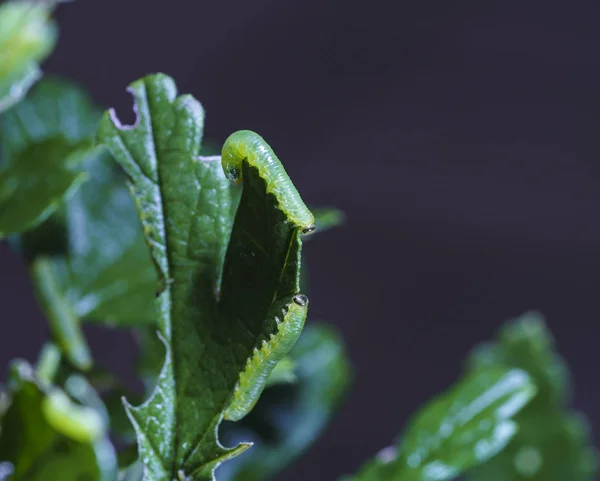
97, 73, 312, 480
343, 367, 536, 481
0, 77, 98, 156
467, 312, 598, 481
27, 148, 156, 329
0, 136, 92, 239
0, 1, 57, 112
0, 360, 117, 480
1, 78, 156, 368
311, 207, 345, 235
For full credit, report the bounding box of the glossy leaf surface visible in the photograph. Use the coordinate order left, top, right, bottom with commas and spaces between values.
467, 312, 598, 481
0, 77, 98, 155
0, 136, 91, 238
1, 78, 156, 366
98, 73, 311, 480
344, 367, 536, 481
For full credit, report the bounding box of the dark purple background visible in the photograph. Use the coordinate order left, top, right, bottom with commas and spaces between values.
2, 1, 600, 479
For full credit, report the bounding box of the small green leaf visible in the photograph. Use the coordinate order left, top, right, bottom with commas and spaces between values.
35, 149, 156, 327
0, 1, 57, 112
30, 257, 92, 370
467, 312, 598, 481
264, 356, 297, 387
0, 137, 93, 239
0, 77, 99, 155
0, 360, 117, 480
466, 312, 569, 408
0, 76, 100, 241
1, 78, 157, 365
219, 323, 351, 481
98, 73, 312, 480
311, 207, 345, 234
34, 342, 61, 385
344, 367, 536, 481
2, 79, 155, 328
0, 63, 40, 114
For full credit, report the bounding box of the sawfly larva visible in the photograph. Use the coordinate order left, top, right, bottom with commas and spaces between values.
221, 130, 316, 234
224, 293, 309, 421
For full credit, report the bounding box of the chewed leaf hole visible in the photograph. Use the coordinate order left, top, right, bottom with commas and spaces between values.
108, 87, 139, 130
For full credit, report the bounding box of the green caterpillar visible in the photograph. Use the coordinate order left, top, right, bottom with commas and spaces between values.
42, 389, 105, 443
224, 293, 309, 421
221, 130, 313, 421
221, 130, 316, 234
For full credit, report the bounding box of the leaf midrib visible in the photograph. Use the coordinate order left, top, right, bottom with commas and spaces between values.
142, 80, 181, 478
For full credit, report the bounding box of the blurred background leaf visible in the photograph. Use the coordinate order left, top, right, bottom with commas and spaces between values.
0, 358, 117, 480
466, 312, 598, 481
0, 1, 57, 112
311, 207, 346, 235
342, 365, 535, 481
0, 137, 92, 239
1, 78, 156, 369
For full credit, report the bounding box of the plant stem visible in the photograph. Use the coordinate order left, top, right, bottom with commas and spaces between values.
35, 342, 61, 384
30, 257, 92, 370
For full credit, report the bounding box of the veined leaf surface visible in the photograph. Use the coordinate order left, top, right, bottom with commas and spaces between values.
98, 73, 312, 480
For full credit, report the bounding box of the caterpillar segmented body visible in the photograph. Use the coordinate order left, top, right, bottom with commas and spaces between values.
221, 130, 316, 234
224, 294, 309, 421
42, 390, 104, 443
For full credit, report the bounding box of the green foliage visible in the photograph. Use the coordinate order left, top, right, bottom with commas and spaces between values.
343, 367, 535, 481
0, 5, 597, 481
0, 77, 98, 153
0, 1, 57, 112
0, 77, 100, 240
263, 356, 297, 387
219, 323, 352, 481
0, 359, 117, 480
0, 136, 91, 238
1, 78, 156, 369
466, 312, 598, 481
97, 73, 315, 479
312, 207, 346, 234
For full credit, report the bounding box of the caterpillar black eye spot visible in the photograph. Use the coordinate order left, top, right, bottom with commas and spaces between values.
301, 224, 316, 235
293, 294, 308, 307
